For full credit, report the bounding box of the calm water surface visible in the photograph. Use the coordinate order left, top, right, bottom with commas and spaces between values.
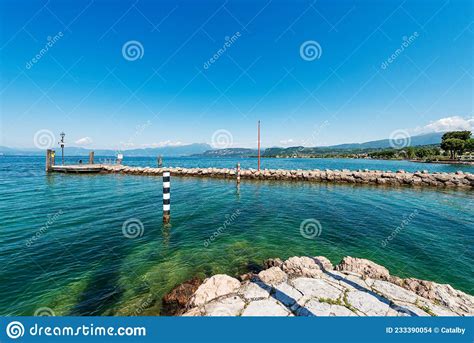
0, 156, 473, 315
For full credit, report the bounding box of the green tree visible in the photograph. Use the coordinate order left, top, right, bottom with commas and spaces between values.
441, 131, 471, 141
405, 147, 416, 159
415, 148, 430, 159
441, 138, 465, 159
465, 138, 474, 153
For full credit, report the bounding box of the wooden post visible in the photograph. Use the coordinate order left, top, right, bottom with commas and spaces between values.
89, 151, 94, 164
163, 171, 170, 223
257, 120, 261, 171
46, 149, 53, 172
236, 162, 241, 184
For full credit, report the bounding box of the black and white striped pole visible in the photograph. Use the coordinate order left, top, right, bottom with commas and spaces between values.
236, 163, 241, 184
163, 171, 170, 223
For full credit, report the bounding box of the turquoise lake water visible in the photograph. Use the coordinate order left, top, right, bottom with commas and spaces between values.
0, 156, 473, 315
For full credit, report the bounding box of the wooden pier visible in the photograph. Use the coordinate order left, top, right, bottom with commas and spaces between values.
46, 149, 109, 173
50, 164, 105, 173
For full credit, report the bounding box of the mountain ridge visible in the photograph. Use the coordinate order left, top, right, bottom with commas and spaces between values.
0, 132, 446, 157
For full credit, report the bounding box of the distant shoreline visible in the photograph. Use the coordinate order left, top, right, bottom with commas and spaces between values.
409, 159, 474, 166
3, 153, 474, 166
260, 155, 474, 165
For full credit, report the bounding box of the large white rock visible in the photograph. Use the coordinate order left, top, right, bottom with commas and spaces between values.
241, 299, 291, 316
345, 290, 391, 316
371, 279, 420, 303
204, 296, 245, 316
320, 270, 368, 291
282, 256, 323, 277
416, 299, 459, 316
336, 256, 390, 280
182, 307, 202, 316
190, 275, 241, 306
298, 299, 357, 316
273, 283, 303, 306
291, 277, 342, 300
389, 302, 430, 317
239, 281, 271, 300
258, 267, 287, 285
402, 279, 474, 316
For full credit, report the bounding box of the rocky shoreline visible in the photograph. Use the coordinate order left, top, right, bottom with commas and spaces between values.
162, 256, 474, 317
101, 165, 474, 189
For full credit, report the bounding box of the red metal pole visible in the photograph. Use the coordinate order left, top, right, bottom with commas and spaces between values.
258, 120, 261, 171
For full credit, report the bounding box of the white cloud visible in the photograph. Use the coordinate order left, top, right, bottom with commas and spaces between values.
75, 137, 93, 145
144, 141, 184, 148
279, 138, 294, 146
414, 116, 474, 134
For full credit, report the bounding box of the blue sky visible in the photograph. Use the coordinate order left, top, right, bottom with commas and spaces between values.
0, 0, 473, 149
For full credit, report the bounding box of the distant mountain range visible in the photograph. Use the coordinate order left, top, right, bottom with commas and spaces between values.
0, 143, 212, 157
192, 148, 258, 157
193, 132, 445, 157
0, 132, 445, 157
326, 132, 444, 150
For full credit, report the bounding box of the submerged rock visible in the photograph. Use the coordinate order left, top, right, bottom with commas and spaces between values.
161, 277, 202, 316
263, 257, 283, 269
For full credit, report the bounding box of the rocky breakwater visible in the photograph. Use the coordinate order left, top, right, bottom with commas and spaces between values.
102, 165, 474, 189
167, 256, 473, 316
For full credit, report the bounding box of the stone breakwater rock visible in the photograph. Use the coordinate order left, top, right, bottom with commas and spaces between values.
178, 256, 474, 316
161, 277, 202, 316
335, 256, 390, 280
101, 165, 474, 189
189, 275, 241, 307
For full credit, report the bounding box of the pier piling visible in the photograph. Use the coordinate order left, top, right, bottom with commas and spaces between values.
46, 149, 53, 172
89, 151, 94, 164
163, 171, 171, 223
236, 163, 241, 184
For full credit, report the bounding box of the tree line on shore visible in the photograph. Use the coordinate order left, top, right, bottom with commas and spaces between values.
370, 131, 473, 161
263, 131, 474, 161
